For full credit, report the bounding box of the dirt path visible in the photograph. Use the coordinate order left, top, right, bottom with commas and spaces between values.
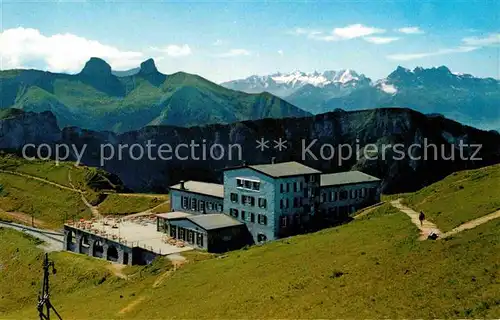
0, 210, 47, 228
442, 209, 500, 238
107, 263, 129, 280
104, 192, 169, 199
0, 169, 82, 193
390, 199, 442, 240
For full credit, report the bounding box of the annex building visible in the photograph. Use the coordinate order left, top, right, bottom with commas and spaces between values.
156, 161, 381, 252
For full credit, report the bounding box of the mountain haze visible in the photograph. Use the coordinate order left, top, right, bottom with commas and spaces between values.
0, 58, 309, 133
223, 67, 500, 130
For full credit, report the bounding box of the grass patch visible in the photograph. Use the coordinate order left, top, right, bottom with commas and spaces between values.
0, 173, 91, 228
97, 194, 167, 216
402, 164, 500, 231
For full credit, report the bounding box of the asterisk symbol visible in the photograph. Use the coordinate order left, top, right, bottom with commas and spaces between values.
256, 137, 269, 151
273, 138, 288, 151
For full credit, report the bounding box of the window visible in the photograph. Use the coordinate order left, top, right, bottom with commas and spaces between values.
199, 200, 205, 213
241, 210, 246, 220
190, 198, 197, 211
350, 190, 356, 199
187, 230, 194, 243
330, 191, 334, 202
252, 181, 260, 191
334, 191, 339, 201
170, 225, 177, 238
285, 199, 289, 208
244, 180, 252, 189
237, 178, 244, 187
218, 204, 224, 212
280, 199, 284, 209
242, 195, 255, 206
299, 181, 303, 190
280, 183, 284, 193
286, 183, 290, 192
250, 212, 255, 223
340, 190, 348, 200
257, 233, 267, 243
230, 193, 238, 203
293, 182, 298, 192
360, 188, 366, 198
258, 214, 267, 225
196, 233, 204, 246
230, 208, 239, 218
321, 193, 327, 203
293, 197, 299, 208
179, 228, 185, 240
258, 197, 267, 208
280, 216, 288, 227
182, 196, 188, 209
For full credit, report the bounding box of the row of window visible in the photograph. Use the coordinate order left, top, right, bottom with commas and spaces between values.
170, 225, 204, 247
181, 196, 223, 213
230, 193, 267, 208
236, 178, 260, 191
279, 176, 317, 194
229, 208, 268, 225
279, 197, 304, 209
320, 187, 375, 203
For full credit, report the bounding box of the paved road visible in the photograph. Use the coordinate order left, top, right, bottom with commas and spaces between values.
0, 221, 64, 252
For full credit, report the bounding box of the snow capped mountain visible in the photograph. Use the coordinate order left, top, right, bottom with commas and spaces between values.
221, 69, 369, 97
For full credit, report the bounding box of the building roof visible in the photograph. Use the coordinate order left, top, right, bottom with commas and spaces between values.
249, 161, 321, 178
320, 171, 381, 187
187, 214, 243, 231
170, 181, 224, 198
156, 211, 192, 219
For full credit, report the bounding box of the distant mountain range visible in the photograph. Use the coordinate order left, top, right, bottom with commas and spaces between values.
0, 58, 309, 133
222, 67, 500, 131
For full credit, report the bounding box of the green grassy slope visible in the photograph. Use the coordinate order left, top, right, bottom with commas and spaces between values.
1, 164, 499, 318
402, 164, 500, 231
0, 154, 168, 227
1, 63, 309, 132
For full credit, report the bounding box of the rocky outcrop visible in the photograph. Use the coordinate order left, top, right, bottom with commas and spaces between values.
1, 108, 499, 194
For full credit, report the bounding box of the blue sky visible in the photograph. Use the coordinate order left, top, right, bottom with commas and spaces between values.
1, 0, 499, 82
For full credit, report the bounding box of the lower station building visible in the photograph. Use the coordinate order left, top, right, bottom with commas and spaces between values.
157, 161, 381, 252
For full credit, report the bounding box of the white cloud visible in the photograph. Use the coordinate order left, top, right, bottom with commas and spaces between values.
277, 50, 284, 56
397, 27, 424, 34
462, 33, 500, 46
215, 49, 251, 58
150, 44, 192, 57
364, 36, 400, 44
291, 24, 385, 42
333, 24, 385, 39
0, 27, 144, 72
387, 46, 478, 61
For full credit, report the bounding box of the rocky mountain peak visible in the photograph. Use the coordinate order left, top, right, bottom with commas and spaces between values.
139, 58, 159, 75
80, 57, 112, 77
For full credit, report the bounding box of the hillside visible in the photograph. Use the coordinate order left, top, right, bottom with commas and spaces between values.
0, 154, 170, 228
1, 107, 499, 194
1, 164, 499, 318
0, 58, 309, 133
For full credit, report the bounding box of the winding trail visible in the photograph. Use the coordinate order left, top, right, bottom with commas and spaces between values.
390, 199, 442, 240
390, 198, 500, 240
0, 169, 82, 193
442, 209, 500, 239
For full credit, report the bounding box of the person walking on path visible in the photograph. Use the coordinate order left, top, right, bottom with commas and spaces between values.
419, 211, 425, 226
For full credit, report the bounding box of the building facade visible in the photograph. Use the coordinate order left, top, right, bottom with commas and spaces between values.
223, 162, 321, 243
170, 181, 224, 214
160, 161, 381, 251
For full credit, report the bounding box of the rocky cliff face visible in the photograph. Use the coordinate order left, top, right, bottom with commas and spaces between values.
1, 108, 499, 194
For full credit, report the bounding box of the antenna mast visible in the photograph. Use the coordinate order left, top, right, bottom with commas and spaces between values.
37, 253, 63, 320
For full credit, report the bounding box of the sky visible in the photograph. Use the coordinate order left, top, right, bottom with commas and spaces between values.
1, 0, 499, 83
